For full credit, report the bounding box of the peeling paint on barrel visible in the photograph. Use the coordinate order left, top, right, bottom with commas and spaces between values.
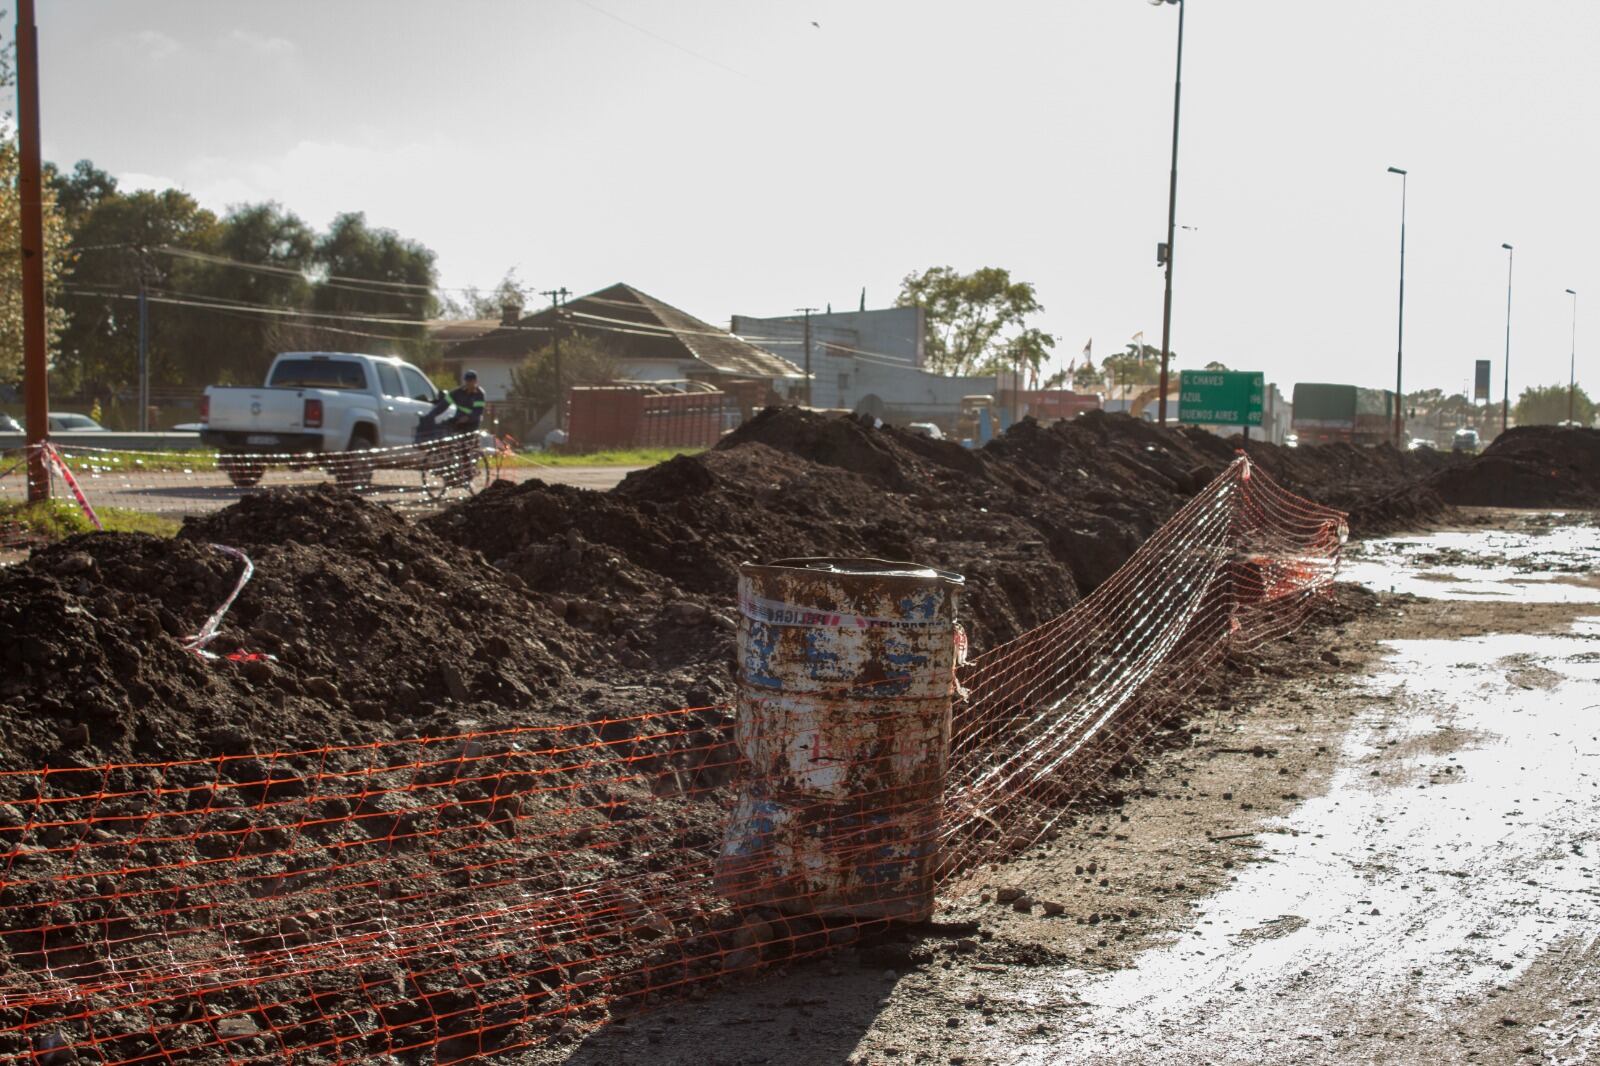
715, 557, 964, 921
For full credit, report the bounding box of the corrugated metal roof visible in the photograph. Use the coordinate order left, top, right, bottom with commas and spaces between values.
443, 283, 804, 380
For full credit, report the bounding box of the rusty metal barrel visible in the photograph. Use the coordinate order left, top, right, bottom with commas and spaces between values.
715, 558, 964, 922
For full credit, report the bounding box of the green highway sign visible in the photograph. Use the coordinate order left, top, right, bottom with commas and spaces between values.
1178, 370, 1264, 427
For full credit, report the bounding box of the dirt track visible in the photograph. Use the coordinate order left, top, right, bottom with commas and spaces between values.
545, 512, 1600, 1065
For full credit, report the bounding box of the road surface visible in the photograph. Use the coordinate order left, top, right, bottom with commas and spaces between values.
3, 461, 645, 517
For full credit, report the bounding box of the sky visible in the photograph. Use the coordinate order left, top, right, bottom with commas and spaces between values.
27, 0, 1600, 399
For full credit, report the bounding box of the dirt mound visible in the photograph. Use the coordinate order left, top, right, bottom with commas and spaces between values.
429, 408, 1449, 675
0, 488, 606, 768
429, 439, 1080, 659
1431, 426, 1600, 507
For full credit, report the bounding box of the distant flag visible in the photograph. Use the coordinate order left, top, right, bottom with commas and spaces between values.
1082, 338, 1094, 370
1067, 356, 1077, 376
1131, 330, 1145, 357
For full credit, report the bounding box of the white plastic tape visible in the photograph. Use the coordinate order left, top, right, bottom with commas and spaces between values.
183, 544, 254, 656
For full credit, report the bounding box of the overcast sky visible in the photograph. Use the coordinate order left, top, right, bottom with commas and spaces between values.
29, 0, 1600, 397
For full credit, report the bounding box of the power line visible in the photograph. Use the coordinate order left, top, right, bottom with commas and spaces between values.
61, 289, 437, 346
76, 244, 534, 298
570, 0, 754, 82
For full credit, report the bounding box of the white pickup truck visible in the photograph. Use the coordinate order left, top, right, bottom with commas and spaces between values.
201, 352, 447, 486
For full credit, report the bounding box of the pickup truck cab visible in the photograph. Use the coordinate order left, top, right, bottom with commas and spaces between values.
201, 352, 445, 486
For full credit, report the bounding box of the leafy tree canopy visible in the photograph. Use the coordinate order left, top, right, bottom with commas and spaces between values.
50, 164, 445, 400
895, 265, 1055, 376
1099, 343, 1174, 391
440, 270, 528, 321
509, 335, 620, 418
1514, 383, 1594, 427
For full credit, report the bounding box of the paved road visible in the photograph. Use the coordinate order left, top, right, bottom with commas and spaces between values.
3, 462, 644, 517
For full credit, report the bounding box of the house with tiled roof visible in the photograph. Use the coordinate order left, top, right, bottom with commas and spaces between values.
440, 283, 805, 410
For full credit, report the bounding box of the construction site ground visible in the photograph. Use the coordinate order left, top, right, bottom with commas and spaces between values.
550, 510, 1600, 1066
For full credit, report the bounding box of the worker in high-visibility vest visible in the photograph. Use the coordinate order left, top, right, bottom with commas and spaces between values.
435, 370, 486, 432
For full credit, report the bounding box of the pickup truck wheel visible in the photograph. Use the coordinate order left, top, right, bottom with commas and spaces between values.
219, 453, 266, 488
334, 429, 378, 490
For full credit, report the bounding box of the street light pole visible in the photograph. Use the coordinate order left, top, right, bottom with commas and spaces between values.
1387, 167, 1407, 447
1154, 0, 1184, 427
1568, 288, 1579, 425
1501, 243, 1514, 436
795, 307, 817, 407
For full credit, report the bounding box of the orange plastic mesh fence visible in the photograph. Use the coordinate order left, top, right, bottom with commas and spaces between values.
0, 437, 505, 541
0, 456, 1346, 1064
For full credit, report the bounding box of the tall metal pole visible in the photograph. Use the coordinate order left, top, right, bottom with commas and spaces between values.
1501, 243, 1514, 435
1387, 167, 1407, 447
1568, 288, 1579, 425
1156, 0, 1185, 426
16, 0, 50, 501
138, 261, 149, 431
541, 287, 570, 430
795, 307, 817, 407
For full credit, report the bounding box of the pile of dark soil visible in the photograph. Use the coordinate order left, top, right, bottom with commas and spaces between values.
427, 409, 1453, 676
0, 487, 675, 769
1431, 426, 1600, 507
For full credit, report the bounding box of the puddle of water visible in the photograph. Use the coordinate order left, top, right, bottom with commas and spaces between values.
1342, 519, 1600, 604
1005, 618, 1600, 1063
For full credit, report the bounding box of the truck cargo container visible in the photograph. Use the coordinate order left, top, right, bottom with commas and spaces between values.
1290, 383, 1396, 446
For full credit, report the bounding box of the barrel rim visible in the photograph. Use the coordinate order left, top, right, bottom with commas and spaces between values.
742, 556, 966, 588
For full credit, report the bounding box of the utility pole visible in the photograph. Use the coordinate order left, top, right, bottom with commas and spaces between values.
541, 287, 570, 430
16, 0, 49, 501
795, 307, 817, 407
137, 247, 150, 431
1501, 243, 1514, 436
1154, 0, 1185, 427
1567, 289, 1579, 425
1387, 167, 1408, 447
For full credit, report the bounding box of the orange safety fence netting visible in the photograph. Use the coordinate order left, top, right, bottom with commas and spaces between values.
0, 456, 1346, 1064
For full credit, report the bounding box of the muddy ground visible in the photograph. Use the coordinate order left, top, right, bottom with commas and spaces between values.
3, 418, 1599, 1065
544, 511, 1600, 1066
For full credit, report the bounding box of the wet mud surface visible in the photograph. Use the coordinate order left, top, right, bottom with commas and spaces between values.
550, 512, 1600, 1066
4, 416, 1600, 1065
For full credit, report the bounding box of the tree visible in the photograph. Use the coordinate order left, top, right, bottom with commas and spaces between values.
1099, 342, 1172, 393
1203, 360, 1228, 372
439, 269, 527, 321
1072, 362, 1104, 390
53, 188, 219, 394
0, 140, 72, 387
310, 211, 438, 364
509, 335, 618, 418
43, 159, 118, 228
895, 265, 1055, 376
1514, 383, 1594, 427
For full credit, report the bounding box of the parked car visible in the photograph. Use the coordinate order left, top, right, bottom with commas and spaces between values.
905, 421, 945, 440
48, 412, 107, 432
1408, 436, 1435, 451
0, 413, 21, 432
1452, 428, 1481, 455
1284, 432, 1300, 449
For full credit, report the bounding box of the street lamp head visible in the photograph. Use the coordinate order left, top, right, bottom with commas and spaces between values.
1567, 288, 1578, 295
1387, 166, 1406, 175
1502, 243, 1514, 251
1148, 0, 1178, 6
